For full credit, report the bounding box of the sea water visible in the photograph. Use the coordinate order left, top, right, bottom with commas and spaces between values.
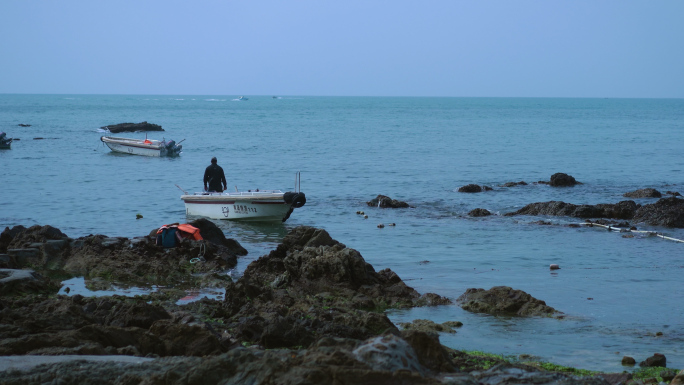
1, 95, 683, 372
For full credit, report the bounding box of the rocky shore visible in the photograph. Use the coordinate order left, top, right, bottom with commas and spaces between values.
0, 221, 681, 384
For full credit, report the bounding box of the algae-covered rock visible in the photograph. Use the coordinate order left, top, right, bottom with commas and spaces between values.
456, 286, 561, 317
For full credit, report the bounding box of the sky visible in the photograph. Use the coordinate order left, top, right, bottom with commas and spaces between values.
1, 1, 683, 98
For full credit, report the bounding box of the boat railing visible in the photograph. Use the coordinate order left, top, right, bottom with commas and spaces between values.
193, 190, 284, 197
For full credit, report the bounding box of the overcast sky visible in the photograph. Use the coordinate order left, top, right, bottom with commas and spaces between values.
1, 1, 682, 98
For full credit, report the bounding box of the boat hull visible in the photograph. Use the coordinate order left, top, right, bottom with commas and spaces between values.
181, 191, 296, 222
101, 136, 181, 157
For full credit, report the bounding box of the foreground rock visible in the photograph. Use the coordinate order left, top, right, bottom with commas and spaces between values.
0, 227, 449, 357
101, 121, 163, 133
456, 286, 562, 317
367, 194, 410, 208
0, 225, 627, 384
1, 219, 246, 288
0, 269, 59, 296
211, 226, 451, 349
0, 338, 611, 385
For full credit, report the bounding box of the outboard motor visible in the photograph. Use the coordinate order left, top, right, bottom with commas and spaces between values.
165, 140, 176, 148
0, 132, 6, 141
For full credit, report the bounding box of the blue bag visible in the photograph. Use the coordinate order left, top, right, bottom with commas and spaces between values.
161, 227, 178, 248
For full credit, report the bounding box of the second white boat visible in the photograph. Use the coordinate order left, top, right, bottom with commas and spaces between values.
101, 136, 183, 157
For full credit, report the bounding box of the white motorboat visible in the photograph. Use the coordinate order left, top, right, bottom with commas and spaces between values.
180, 173, 306, 222
101, 136, 183, 157
238, 96, 248, 101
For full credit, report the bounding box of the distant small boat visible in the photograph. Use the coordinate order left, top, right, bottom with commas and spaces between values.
0, 132, 12, 149
100, 136, 183, 157
238, 96, 249, 101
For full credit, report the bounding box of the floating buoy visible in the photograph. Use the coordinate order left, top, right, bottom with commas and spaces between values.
550, 264, 560, 270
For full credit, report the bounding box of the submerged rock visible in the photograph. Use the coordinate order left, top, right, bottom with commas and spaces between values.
501, 181, 528, 187
101, 121, 163, 133
468, 208, 492, 217
456, 286, 561, 317
458, 184, 483, 193
504, 200, 638, 220
639, 353, 666, 367
366, 195, 410, 208
632, 197, 684, 228
549, 173, 579, 187
623, 188, 662, 198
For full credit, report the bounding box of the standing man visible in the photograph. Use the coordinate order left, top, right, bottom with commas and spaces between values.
204, 157, 227, 192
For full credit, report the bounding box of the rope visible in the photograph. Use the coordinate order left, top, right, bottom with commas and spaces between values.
578, 222, 684, 243
189, 241, 207, 264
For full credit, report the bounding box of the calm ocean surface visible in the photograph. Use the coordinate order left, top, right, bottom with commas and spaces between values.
1, 95, 683, 371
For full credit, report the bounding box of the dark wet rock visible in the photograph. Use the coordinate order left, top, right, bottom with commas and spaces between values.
501, 181, 528, 187
63, 234, 238, 285
596, 373, 632, 385
2, 223, 242, 286
469, 208, 492, 217
458, 184, 483, 193
0, 333, 472, 385
208, 226, 451, 349
621, 356, 636, 366
671, 369, 684, 385
660, 370, 677, 382
639, 353, 666, 367
623, 188, 662, 198
632, 197, 684, 228
473, 364, 609, 385
0, 294, 225, 357
399, 330, 457, 373
366, 195, 410, 208
3, 225, 68, 250
398, 319, 461, 334
504, 200, 638, 220
549, 173, 579, 187
0, 225, 27, 253
147, 218, 247, 256
456, 286, 561, 317
0, 269, 60, 296
472, 364, 610, 385
101, 121, 163, 133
